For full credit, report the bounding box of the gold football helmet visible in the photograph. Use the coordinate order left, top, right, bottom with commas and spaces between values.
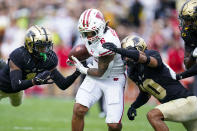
25, 25, 53, 61
121, 35, 147, 52
179, 0, 197, 31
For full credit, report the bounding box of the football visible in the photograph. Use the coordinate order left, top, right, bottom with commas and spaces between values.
68, 44, 90, 61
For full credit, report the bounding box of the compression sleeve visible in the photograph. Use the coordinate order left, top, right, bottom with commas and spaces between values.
177, 64, 197, 80
10, 70, 33, 92
116, 48, 139, 61
131, 91, 150, 109
50, 69, 81, 90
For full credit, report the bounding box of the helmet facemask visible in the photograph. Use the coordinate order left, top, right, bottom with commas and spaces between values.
32, 40, 53, 61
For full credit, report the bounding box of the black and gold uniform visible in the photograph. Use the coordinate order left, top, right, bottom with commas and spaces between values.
0, 25, 80, 106
103, 35, 197, 131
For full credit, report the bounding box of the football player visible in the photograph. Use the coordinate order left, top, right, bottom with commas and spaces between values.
70, 9, 125, 131
172, 0, 197, 80
0, 25, 81, 107
102, 35, 197, 131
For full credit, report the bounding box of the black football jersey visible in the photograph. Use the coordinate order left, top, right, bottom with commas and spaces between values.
127, 50, 193, 104
0, 46, 58, 93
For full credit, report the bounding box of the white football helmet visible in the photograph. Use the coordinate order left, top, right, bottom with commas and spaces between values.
78, 8, 106, 44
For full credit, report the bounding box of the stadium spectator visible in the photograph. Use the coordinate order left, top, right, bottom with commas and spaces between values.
0, 25, 81, 107
102, 35, 197, 131
128, 0, 143, 27
71, 9, 125, 131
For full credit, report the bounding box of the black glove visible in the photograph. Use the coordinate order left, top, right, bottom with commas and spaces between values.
102, 42, 117, 52
33, 71, 53, 85
127, 105, 137, 120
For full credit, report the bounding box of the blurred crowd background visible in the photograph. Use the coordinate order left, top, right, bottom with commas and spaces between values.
0, 0, 193, 103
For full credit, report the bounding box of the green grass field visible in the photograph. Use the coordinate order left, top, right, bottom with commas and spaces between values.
0, 97, 185, 131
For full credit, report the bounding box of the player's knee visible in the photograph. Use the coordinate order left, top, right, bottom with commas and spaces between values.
108, 123, 122, 131
147, 109, 163, 121
73, 103, 88, 117
11, 101, 22, 107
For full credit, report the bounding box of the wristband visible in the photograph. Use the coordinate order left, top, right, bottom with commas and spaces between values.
176, 74, 181, 80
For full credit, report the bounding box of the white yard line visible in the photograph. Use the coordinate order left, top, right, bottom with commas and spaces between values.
13, 126, 33, 130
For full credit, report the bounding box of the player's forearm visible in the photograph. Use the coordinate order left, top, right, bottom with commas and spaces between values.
177, 64, 197, 80
51, 69, 81, 90
10, 70, 33, 92
132, 91, 150, 109
116, 48, 139, 61
116, 48, 158, 68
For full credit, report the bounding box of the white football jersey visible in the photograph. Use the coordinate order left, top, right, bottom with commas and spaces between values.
85, 27, 125, 78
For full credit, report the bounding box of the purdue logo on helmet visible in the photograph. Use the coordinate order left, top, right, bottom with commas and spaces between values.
121, 35, 147, 52
25, 25, 53, 61
179, 0, 197, 31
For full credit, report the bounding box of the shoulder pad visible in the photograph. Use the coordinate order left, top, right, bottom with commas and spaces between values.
9, 47, 29, 68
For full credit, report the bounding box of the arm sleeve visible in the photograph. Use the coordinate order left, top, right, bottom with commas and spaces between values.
145, 50, 163, 66
177, 64, 197, 80
131, 91, 150, 109
50, 69, 81, 90
116, 48, 139, 61
10, 70, 33, 92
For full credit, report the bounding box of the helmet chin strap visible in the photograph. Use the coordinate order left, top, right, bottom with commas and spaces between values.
40, 52, 47, 62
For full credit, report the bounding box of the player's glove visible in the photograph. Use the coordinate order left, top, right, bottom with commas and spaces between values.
102, 42, 118, 52
66, 58, 75, 66
71, 56, 88, 74
192, 47, 197, 58
33, 71, 53, 85
127, 105, 137, 121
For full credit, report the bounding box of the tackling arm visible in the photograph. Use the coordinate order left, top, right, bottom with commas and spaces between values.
50, 69, 81, 90
176, 63, 197, 80
115, 48, 159, 68
102, 42, 159, 68
131, 91, 151, 109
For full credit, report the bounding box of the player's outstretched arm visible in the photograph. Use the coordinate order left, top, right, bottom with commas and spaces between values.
50, 68, 81, 90
102, 42, 159, 68
176, 63, 197, 80
127, 91, 150, 121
